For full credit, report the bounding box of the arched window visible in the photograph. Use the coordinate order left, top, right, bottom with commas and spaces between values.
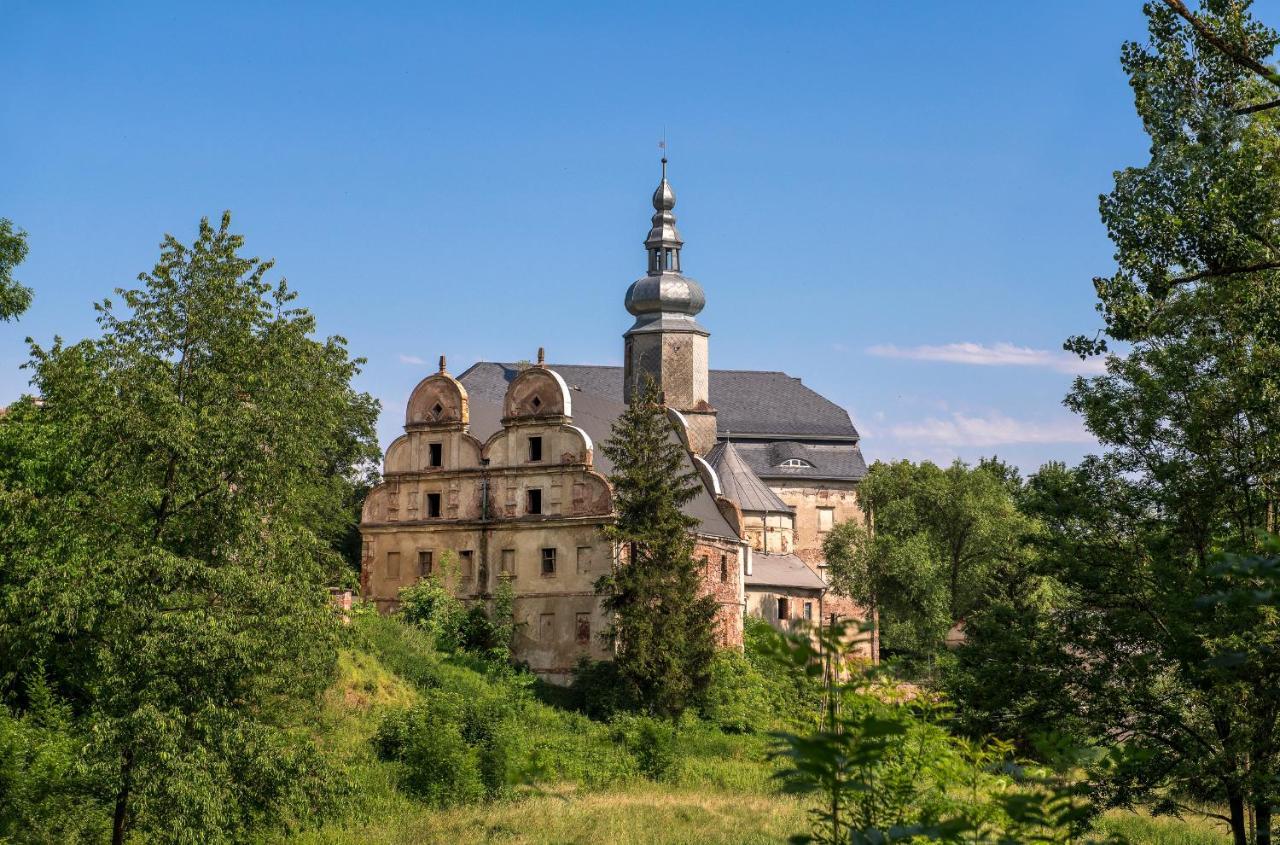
778, 458, 812, 468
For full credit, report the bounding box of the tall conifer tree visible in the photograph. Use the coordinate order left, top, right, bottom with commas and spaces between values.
597, 378, 718, 720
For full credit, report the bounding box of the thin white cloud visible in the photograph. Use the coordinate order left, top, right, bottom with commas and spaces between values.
398, 354, 426, 365
867, 342, 1106, 375
889, 411, 1094, 448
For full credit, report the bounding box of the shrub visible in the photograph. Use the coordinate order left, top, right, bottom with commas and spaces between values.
568, 657, 636, 720
374, 694, 484, 807
397, 574, 467, 652
742, 617, 822, 728
610, 714, 680, 782
698, 649, 771, 733
373, 684, 527, 806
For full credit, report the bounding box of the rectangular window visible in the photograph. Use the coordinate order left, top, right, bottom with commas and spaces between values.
539, 613, 555, 641
818, 507, 835, 533
777, 597, 789, 620
418, 550, 433, 576
804, 601, 813, 620
459, 550, 474, 578
541, 547, 557, 576
576, 613, 591, 645
501, 548, 515, 575
386, 551, 401, 579
429, 442, 443, 467
526, 488, 542, 515
426, 493, 442, 518
529, 436, 543, 462
576, 545, 592, 574
720, 554, 729, 583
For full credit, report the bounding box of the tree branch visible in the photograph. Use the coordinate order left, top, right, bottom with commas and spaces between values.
1169, 258, 1280, 286
1233, 97, 1280, 115
1161, 0, 1280, 88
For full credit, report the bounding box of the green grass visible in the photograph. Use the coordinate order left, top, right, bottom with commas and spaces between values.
1096, 809, 1233, 845
282, 611, 1236, 845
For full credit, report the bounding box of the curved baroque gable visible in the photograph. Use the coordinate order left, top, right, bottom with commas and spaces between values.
406, 373, 469, 426
503, 367, 572, 420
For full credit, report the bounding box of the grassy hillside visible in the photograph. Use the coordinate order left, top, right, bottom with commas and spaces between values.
283, 611, 1232, 845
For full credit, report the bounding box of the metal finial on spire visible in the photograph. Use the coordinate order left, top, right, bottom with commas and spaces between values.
438, 354, 447, 374
537, 346, 545, 366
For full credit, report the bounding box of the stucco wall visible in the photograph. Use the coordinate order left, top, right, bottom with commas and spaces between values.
772, 481, 863, 568
362, 365, 748, 682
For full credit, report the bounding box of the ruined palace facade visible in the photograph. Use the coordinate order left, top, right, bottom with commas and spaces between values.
360, 159, 870, 678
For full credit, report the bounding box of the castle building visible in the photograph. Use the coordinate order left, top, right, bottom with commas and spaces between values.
360, 160, 870, 680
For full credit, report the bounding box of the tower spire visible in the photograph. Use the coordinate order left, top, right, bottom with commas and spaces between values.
622, 153, 716, 453
646, 155, 682, 274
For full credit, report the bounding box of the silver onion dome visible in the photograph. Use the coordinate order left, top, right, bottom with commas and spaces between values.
624, 157, 707, 329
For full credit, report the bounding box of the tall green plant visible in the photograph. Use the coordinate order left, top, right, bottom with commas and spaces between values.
596, 377, 718, 720
1043, 2, 1280, 842
824, 459, 1035, 657
0, 212, 378, 842
764, 621, 1112, 845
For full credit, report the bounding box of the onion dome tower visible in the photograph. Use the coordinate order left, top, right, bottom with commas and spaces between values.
623, 157, 718, 454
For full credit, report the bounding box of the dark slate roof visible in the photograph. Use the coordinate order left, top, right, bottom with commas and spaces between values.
730, 440, 869, 483
461, 375, 740, 542
705, 441, 791, 514
458, 363, 859, 440
745, 552, 828, 592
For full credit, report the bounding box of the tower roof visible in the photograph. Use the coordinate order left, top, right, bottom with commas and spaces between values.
706, 440, 791, 514
625, 156, 707, 334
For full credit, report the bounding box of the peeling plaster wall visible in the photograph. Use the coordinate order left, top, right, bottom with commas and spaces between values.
362, 367, 747, 682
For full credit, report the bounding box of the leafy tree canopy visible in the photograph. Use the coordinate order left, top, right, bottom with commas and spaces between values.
0, 212, 379, 842
824, 458, 1036, 658
0, 218, 32, 321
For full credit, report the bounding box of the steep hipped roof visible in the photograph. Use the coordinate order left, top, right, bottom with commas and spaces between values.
745, 553, 828, 592
705, 441, 791, 514
462, 373, 740, 542
458, 363, 859, 440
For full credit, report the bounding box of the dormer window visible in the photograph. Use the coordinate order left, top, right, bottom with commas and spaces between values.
778, 458, 812, 468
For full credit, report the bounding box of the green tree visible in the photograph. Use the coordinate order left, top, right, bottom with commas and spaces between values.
0, 212, 379, 842
1050, 2, 1280, 842
0, 218, 32, 321
596, 377, 718, 720
824, 459, 1034, 658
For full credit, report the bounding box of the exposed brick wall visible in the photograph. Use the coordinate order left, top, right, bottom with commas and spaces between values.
693, 537, 745, 649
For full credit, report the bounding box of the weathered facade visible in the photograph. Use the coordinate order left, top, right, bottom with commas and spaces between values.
360, 159, 872, 678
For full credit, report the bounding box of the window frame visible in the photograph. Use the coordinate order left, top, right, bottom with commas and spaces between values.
528, 435, 543, 462
540, 547, 557, 577
526, 488, 542, 515
428, 442, 443, 468
426, 492, 442, 518
817, 506, 835, 533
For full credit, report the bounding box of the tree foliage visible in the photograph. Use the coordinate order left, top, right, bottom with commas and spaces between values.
0, 218, 32, 322
0, 212, 379, 842
824, 458, 1035, 657
1044, 3, 1280, 842
596, 377, 718, 720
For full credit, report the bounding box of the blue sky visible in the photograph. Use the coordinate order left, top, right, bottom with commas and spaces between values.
6, 2, 1274, 472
